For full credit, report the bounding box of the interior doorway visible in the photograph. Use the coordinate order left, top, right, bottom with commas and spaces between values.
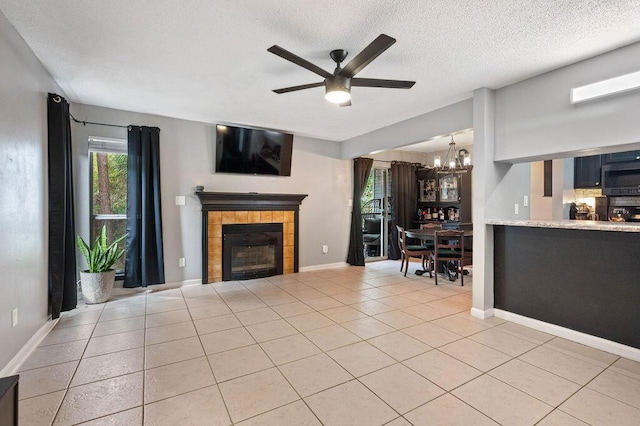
362, 166, 390, 261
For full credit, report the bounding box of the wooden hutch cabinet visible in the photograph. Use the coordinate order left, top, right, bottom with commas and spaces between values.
415, 167, 472, 225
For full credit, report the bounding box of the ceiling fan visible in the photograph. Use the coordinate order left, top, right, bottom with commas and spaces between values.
268, 34, 415, 107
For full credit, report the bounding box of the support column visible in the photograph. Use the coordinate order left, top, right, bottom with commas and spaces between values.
471, 88, 496, 319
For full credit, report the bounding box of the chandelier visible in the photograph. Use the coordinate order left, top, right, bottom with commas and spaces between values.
433, 135, 471, 173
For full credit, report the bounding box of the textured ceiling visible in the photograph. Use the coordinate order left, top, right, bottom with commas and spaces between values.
2, 0, 640, 142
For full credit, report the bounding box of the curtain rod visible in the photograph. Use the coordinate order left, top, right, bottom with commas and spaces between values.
69, 113, 129, 129
51, 95, 137, 130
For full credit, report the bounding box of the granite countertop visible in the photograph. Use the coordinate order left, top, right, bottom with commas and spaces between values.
486, 219, 640, 232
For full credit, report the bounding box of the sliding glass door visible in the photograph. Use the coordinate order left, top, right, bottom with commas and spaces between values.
362, 166, 390, 261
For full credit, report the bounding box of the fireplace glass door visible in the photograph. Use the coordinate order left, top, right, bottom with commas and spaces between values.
222, 223, 283, 281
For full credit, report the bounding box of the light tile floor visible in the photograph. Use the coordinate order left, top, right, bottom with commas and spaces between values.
16, 260, 640, 425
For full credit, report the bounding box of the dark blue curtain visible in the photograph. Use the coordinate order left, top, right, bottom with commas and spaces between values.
347, 157, 374, 266
124, 126, 165, 287
47, 93, 77, 318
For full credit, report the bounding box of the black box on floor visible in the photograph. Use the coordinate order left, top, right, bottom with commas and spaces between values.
0, 375, 18, 426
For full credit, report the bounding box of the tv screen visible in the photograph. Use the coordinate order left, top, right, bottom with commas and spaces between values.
215, 124, 293, 176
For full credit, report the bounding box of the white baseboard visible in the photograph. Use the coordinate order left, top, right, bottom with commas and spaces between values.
0, 318, 59, 377
179, 279, 204, 287
470, 307, 495, 320
298, 262, 349, 272
494, 309, 640, 362
144, 279, 204, 291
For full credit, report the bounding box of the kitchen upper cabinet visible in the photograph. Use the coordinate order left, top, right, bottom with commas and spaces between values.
574, 155, 602, 188
602, 150, 640, 164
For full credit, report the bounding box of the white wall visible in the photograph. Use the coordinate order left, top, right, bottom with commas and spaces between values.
341, 99, 474, 159
71, 104, 351, 284
0, 11, 64, 368
495, 41, 640, 163
530, 161, 552, 219
367, 150, 428, 164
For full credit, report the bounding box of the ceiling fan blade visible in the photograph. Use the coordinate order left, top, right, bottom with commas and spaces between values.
351, 78, 415, 89
339, 100, 352, 107
272, 82, 324, 94
268, 45, 332, 79
339, 34, 396, 78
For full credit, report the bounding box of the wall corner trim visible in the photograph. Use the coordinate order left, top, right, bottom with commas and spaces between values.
0, 318, 59, 376
470, 307, 495, 320
494, 309, 640, 362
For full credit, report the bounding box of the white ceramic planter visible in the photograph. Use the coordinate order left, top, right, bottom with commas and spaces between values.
80, 270, 116, 304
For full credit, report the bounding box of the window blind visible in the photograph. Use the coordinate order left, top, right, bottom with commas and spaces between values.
88, 136, 127, 154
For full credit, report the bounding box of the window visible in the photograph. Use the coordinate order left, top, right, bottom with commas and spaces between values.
88, 137, 127, 273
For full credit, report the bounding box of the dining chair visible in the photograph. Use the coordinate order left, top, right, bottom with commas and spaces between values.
433, 229, 472, 285
396, 225, 432, 277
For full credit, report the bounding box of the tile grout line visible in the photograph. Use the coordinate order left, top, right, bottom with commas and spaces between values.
188, 285, 236, 425
31, 262, 639, 425
50, 302, 105, 425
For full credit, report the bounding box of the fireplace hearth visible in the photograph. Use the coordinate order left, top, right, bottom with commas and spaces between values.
223, 223, 283, 281
195, 192, 307, 283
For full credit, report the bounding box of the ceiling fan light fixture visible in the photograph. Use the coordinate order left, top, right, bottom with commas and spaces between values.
325, 88, 351, 104
325, 75, 351, 104
269, 35, 414, 105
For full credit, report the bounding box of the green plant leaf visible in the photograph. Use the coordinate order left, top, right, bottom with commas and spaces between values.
76, 225, 128, 273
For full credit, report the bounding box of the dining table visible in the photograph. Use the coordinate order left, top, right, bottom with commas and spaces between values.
404, 227, 473, 277
404, 227, 473, 240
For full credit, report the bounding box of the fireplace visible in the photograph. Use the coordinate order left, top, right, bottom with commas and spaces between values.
195, 192, 307, 283
223, 223, 283, 281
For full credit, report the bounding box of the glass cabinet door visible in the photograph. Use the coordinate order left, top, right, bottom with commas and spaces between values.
439, 174, 459, 202
419, 179, 437, 202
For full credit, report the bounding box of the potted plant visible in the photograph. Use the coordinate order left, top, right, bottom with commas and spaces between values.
77, 226, 127, 304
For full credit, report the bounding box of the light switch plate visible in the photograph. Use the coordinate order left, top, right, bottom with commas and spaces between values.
514, 203, 519, 214
322, 245, 329, 254
175, 196, 186, 206
523, 195, 529, 207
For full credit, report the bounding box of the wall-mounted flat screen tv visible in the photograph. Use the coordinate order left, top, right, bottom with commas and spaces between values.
215, 124, 293, 176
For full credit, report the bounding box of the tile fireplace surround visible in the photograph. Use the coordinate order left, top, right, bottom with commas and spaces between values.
195, 192, 307, 283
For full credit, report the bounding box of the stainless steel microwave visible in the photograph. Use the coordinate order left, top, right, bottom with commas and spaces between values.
601, 162, 640, 195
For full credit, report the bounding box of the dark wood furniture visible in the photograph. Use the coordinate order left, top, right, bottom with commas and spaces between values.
405, 228, 473, 280
602, 150, 640, 164
573, 149, 640, 189
0, 375, 18, 426
433, 230, 471, 286
416, 167, 472, 225
494, 225, 640, 349
396, 225, 432, 277
574, 154, 602, 188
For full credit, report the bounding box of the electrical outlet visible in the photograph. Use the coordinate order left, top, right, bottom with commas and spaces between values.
514, 203, 519, 214
12, 308, 18, 327
322, 245, 329, 254
175, 196, 186, 206
178, 257, 186, 267
523, 195, 529, 207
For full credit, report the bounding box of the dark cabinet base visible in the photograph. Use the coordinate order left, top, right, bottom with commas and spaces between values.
494, 225, 640, 349
0, 375, 18, 426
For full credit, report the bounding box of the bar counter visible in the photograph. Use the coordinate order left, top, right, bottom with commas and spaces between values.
487, 218, 640, 232
488, 219, 640, 350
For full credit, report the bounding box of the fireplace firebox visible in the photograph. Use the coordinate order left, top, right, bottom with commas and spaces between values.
222, 223, 283, 281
